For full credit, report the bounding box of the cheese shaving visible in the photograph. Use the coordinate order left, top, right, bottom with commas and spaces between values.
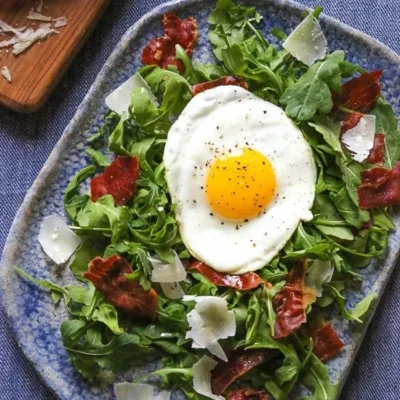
305, 259, 333, 297
36, 0, 44, 13
13, 24, 58, 56
1, 66, 11, 83
150, 251, 187, 282
0, 37, 18, 49
54, 17, 68, 28
183, 296, 236, 361
159, 282, 185, 299
0, 19, 22, 36
0, 3, 66, 59
114, 382, 170, 400
149, 251, 186, 299
283, 13, 327, 66
342, 115, 377, 162
27, 10, 52, 22
192, 356, 225, 400
38, 214, 81, 265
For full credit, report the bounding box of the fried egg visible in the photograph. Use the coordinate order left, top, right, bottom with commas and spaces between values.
164, 86, 316, 274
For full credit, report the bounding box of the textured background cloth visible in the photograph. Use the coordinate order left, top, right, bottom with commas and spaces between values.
0, 0, 399, 399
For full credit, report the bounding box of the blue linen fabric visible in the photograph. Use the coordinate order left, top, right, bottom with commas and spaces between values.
0, 0, 399, 399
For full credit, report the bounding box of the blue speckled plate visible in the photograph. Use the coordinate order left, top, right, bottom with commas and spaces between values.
0, 0, 399, 399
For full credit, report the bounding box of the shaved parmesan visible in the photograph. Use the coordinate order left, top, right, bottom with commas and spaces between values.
187, 309, 228, 360
150, 252, 186, 282
0, 37, 18, 49
149, 252, 186, 299
0, 19, 23, 36
2, 66, 11, 83
27, 10, 52, 22
283, 14, 327, 66
38, 214, 81, 265
54, 17, 68, 28
114, 382, 170, 400
305, 260, 333, 297
183, 296, 236, 361
13, 24, 57, 55
192, 356, 224, 400
342, 115, 376, 162
105, 72, 158, 115
159, 282, 185, 299
36, 0, 44, 13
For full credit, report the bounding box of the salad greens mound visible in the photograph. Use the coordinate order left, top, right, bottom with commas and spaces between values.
16, 1, 400, 399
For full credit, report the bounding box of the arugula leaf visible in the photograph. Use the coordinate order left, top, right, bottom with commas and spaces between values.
91, 303, 124, 335
330, 186, 370, 229
108, 117, 140, 156
69, 236, 106, 281
246, 317, 301, 399
308, 117, 343, 155
315, 224, 354, 241
188, 272, 218, 296
88, 112, 120, 143
326, 284, 376, 322
86, 149, 110, 167
335, 155, 364, 206
194, 62, 226, 81
64, 165, 96, 221
221, 42, 283, 94
175, 44, 204, 84
209, 0, 287, 98
208, 0, 261, 61
14, 266, 65, 304
371, 209, 395, 230
280, 51, 344, 121
270, 27, 287, 41
62, 322, 151, 379
130, 138, 165, 181
261, 282, 286, 337
370, 98, 400, 168
76, 195, 131, 243
312, 194, 355, 240
299, 352, 340, 400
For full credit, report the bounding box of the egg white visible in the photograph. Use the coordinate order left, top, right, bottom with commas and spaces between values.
164, 86, 316, 274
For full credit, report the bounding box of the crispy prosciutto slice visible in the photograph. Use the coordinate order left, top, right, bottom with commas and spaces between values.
141, 36, 185, 73
142, 12, 198, 72
90, 156, 139, 206
312, 322, 344, 362
273, 261, 315, 339
211, 350, 278, 395
334, 71, 382, 114
358, 162, 400, 209
366, 133, 386, 165
163, 12, 198, 56
84, 255, 158, 320
192, 76, 248, 96
188, 261, 268, 291
226, 388, 271, 400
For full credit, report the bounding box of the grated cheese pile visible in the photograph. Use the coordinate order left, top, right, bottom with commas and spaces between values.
0, 1, 68, 60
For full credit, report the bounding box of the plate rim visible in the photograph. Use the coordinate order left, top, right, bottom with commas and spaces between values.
0, 0, 399, 399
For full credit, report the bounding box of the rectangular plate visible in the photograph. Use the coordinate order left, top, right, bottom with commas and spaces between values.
0, 0, 399, 398
0, 0, 109, 113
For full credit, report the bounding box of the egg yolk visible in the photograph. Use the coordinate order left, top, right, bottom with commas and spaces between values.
206, 148, 276, 220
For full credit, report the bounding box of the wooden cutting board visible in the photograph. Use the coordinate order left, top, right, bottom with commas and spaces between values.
0, 0, 110, 113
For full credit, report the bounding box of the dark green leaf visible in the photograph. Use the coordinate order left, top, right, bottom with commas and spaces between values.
86, 149, 111, 167
76, 195, 131, 243
280, 51, 344, 121
64, 165, 96, 221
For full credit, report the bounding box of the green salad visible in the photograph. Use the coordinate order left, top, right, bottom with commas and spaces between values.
16, 1, 400, 399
